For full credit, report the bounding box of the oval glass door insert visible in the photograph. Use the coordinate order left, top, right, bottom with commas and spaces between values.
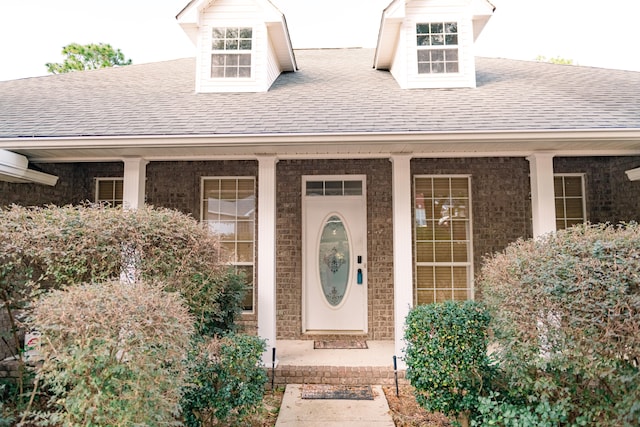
318, 215, 350, 306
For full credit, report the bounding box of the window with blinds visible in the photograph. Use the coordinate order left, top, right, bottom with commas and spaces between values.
554, 174, 586, 230
96, 178, 123, 206
201, 177, 256, 312
414, 176, 473, 305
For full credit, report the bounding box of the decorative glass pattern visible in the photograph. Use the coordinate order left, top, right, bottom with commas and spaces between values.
201, 177, 255, 311
554, 174, 586, 230
211, 27, 252, 78
416, 22, 459, 74
414, 176, 472, 305
318, 215, 350, 306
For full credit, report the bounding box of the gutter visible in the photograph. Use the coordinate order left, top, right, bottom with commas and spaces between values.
0, 149, 58, 186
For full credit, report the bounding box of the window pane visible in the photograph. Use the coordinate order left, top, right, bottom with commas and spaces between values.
446, 62, 459, 73
431, 34, 444, 45
325, 181, 342, 195
238, 67, 251, 78
202, 177, 256, 311
431, 50, 444, 61
565, 198, 584, 218
430, 23, 443, 33
432, 62, 445, 73
417, 35, 429, 46
445, 34, 458, 45
417, 290, 435, 305
417, 24, 429, 34
239, 28, 252, 38
418, 63, 431, 74
306, 181, 323, 196
239, 40, 252, 50
555, 175, 585, 230
445, 22, 457, 33
344, 180, 363, 195
564, 177, 583, 197
416, 242, 434, 262
226, 28, 238, 38
414, 176, 472, 304
434, 243, 452, 262
445, 49, 459, 61
98, 181, 114, 200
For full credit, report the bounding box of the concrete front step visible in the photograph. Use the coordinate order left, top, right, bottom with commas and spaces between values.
269, 365, 407, 386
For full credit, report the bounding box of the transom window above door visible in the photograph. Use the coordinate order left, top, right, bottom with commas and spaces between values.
416, 22, 459, 74
305, 179, 363, 196
211, 27, 253, 78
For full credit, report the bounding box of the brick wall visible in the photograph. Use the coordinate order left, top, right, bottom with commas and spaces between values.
555, 156, 640, 224
0, 162, 124, 207
276, 159, 395, 340
411, 157, 533, 278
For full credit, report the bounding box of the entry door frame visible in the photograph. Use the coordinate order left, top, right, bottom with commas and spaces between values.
301, 175, 368, 334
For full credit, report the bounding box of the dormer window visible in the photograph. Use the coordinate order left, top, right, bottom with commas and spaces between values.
416, 22, 459, 74
211, 27, 253, 78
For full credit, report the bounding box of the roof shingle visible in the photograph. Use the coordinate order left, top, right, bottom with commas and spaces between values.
1, 48, 639, 139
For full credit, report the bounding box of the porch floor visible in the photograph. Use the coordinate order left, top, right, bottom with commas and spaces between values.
275, 340, 396, 367
270, 340, 406, 386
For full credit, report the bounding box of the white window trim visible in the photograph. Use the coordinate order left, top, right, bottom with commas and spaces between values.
209, 26, 254, 80
95, 177, 123, 205
415, 21, 460, 75
200, 176, 257, 314
554, 173, 587, 229
413, 174, 474, 305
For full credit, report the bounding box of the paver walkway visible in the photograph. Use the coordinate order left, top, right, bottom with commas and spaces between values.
275, 384, 395, 426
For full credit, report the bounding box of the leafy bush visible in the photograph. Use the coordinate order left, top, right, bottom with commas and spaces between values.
0, 205, 244, 375
30, 279, 193, 426
188, 271, 247, 337
181, 333, 267, 427
478, 222, 640, 426
404, 300, 492, 426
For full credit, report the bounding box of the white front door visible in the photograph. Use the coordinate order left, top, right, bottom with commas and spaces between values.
302, 176, 367, 333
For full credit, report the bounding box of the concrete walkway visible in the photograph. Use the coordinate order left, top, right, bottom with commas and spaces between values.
275, 384, 395, 426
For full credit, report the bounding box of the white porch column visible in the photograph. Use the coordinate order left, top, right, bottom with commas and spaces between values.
390, 154, 413, 369
122, 158, 148, 210
527, 153, 556, 238
257, 155, 278, 366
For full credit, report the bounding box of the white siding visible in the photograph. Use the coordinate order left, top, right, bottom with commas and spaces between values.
266, 33, 282, 87
388, 0, 479, 89
195, 0, 275, 93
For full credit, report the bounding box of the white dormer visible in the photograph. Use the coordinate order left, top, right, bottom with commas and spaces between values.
374, 0, 494, 89
177, 0, 297, 93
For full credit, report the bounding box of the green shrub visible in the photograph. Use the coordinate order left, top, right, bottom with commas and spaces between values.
404, 300, 492, 426
29, 279, 194, 426
478, 222, 640, 426
181, 333, 267, 427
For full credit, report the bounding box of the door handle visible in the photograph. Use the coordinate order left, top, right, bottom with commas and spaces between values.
357, 268, 363, 284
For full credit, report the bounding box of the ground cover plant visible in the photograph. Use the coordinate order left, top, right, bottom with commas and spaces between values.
0, 204, 265, 425
478, 222, 640, 426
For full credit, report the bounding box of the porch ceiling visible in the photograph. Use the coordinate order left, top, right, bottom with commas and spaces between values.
3, 129, 640, 163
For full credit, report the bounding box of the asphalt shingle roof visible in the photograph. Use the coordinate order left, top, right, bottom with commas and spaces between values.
1, 48, 639, 139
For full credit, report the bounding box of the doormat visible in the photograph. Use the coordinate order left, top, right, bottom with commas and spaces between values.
301, 384, 374, 400
313, 340, 368, 349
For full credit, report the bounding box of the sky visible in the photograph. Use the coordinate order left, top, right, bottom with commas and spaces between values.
0, 0, 639, 82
